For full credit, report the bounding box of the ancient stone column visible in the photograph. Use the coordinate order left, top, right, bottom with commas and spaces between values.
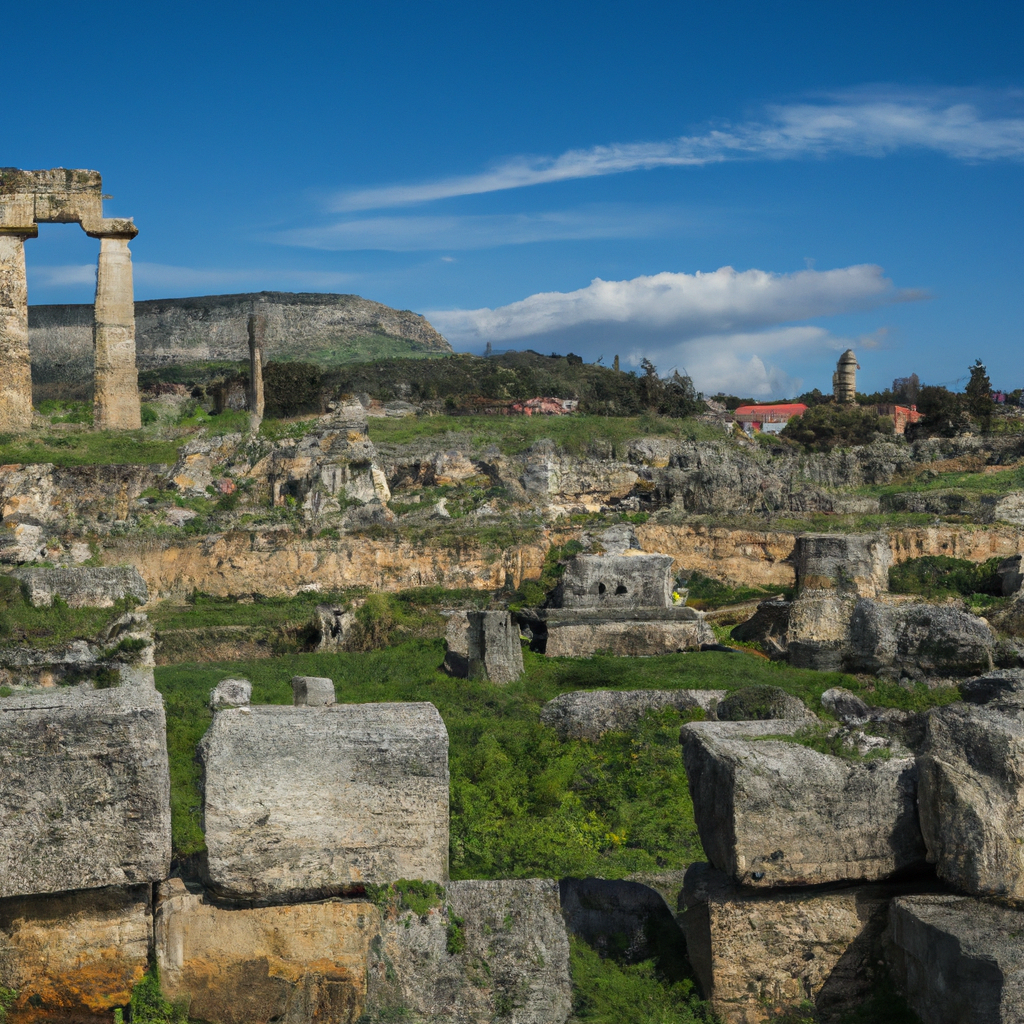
93, 236, 141, 430
248, 313, 266, 431
0, 233, 36, 431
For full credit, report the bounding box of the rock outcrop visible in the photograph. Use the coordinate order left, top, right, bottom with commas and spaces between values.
10, 565, 149, 608
28, 291, 452, 380
0, 684, 171, 899
540, 688, 724, 741
209, 677, 252, 710
917, 702, 1024, 899
200, 702, 449, 900
888, 894, 1024, 1024
681, 721, 926, 887
443, 610, 523, 684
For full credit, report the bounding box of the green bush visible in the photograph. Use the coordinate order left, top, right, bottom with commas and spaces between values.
141, 404, 158, 425
683, 571, 791, 610
888, 555, 1002, 599
780, 404, 894, 451
263, 361, 323, 417
128, 967, 189, 1024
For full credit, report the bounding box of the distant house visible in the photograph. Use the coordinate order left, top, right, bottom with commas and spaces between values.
733, 403, 808, 434
510, 397, 579, 416
875, 404, 923, 435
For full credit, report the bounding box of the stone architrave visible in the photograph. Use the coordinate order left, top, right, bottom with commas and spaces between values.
200, 702, 449, 900
93, 234, 141, 429
248, 312, 266, 431
0, 683, 172, 899
0, 233, 35, 431
0, 168, 140, 431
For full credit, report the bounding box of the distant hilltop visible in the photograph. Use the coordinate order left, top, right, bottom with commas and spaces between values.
28, 291, 453, 382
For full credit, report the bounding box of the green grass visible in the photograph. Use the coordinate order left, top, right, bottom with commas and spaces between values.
155, 639, 942, 868
305, 334, 448, 366
368, 413, 723, 456
889, 555, 1002, 600
683, 570, 791, 610
0, 430, 181, 467
0, 577, 132, 648
857, 464, 1024, 498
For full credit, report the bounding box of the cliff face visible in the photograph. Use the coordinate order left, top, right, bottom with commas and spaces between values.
27, 291, 453, 380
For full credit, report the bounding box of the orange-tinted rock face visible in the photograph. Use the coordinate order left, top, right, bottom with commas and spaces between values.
0, 885, 151, 1023
155, 880, 377, 1024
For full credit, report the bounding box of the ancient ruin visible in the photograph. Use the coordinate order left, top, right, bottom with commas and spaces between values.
832, 348, 859, 404
524, 546, 713, 657
0, 168, 140, 430
248, 312, 266, 430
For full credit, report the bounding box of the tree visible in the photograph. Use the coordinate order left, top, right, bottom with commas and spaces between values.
779, 404, 894, 451
965, 359, 994, 427
916, 385, 968, 437
892, 373, 920, 405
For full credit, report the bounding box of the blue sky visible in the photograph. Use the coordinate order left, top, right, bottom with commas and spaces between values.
5, 1, 1022, 398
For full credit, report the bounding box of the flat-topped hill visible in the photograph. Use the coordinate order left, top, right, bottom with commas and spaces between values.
28, 291, 452, 383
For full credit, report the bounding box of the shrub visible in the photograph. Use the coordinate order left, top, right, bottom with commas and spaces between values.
889, 555, 1002, 599
263, 361, 323, 417
780, 403, 894, 451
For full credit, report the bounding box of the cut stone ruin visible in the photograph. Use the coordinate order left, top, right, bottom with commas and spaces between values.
10, 565, 149, 608
442, 609, 524, 684
525, 543, 713, 657
0, 168, 141, 430
200, 695, 450, 900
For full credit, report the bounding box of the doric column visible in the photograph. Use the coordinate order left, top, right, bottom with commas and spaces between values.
247, 313, 266, 432
93, 235, 141, 430
0, 233, 36, 432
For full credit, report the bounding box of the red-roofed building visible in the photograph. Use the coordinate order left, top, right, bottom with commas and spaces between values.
733, 403, 808, 434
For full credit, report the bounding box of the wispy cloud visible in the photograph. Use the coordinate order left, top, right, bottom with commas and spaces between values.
429, 264, 922, 344
334, 89, 1024, 211
277, 204, 693, 251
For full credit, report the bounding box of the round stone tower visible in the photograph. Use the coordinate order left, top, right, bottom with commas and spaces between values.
832, 349, 860, 404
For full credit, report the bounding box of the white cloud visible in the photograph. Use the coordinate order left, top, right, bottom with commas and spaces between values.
428, 264, 921, 344
430, 265, 925, 399
277, 205, 686, 251
28, 264, 96, 288
334, 89, 1024, 211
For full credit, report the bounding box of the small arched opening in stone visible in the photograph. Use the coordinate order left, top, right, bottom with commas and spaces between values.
598, 583, 606, 595
615, 584, 628, 595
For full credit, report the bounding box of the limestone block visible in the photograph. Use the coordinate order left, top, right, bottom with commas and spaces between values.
210, 677, 252, 710
201, 703, 449, 900
554, 553, 674, 609
442, 610, 470, 677
729, 597, 790, 649
786, 592, 857, 671
819, 687, 871, 725
678, 865, 903, 1024
996, 553, 1024, 596
365, 879, 572, 1024
715, 686, 816, 723
917, 703, 1024, 899
10, 565, 149, 608
155, 879, 376, 1024
994, 492, 1024, 527
313, 605, 357, 651
791, 532, 891, 597
888, 894, 1024, 1024
0, 234, 34, 433
0, 684, 171, 898
467, 611, 523, 684
0, 884, 152, 1022
291, 675, 336, 706
543, 615, 713, 658
681, 721, 926, 887
540, 688, 725, 741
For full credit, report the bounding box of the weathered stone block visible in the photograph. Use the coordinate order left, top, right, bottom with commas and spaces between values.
791, 533, 891, 597
0, 685, 171, 899
681, 721, 926, 887
543, 613, 713, 658
155, 879, 376, 1024
715, 685, 815, 723
466, 611, 523, 684
678, 864, 906, 1024
0, 884, 152, 1023
9, 565, 149, 608
210, 677, 252, 710
888, 894, 1024, 1024
291, 675, 335, 706
554, 553, 674, 610
540, 688, 724, 741
917, 703, 1024, 899
201, 703, 449, 900
365, 879, 572, 1024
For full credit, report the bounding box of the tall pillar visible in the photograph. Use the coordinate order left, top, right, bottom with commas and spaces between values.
93, 235, 141, 430
0, 233, 36, 432
247, 313, 266, 432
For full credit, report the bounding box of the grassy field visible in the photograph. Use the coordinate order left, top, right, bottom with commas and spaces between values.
368, 413, 724, 456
